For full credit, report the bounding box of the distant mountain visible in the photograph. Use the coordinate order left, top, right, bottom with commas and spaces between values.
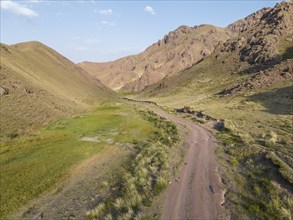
78, 25, 231, 92
140, 1, 293, 97
0, 41, 115, 139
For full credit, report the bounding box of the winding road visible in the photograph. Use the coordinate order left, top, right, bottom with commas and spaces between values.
124, 99, 226, 220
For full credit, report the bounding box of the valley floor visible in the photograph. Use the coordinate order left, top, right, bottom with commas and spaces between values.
10, 145, 128, 220
123, 99, 228, 219
3, 100, 229, 220
1, 103, 156, 219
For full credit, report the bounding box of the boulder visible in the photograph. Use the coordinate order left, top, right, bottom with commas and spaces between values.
214, 119, 225, 131
0, 87, 9, 96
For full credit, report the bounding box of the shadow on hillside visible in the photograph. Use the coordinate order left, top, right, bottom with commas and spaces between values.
241, 55, 282, 75
241, 45, 293, 75
282, 46, 293, 60
247, 86, 293, 115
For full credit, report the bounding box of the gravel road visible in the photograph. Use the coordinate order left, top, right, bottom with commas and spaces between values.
151, 108, 226, 219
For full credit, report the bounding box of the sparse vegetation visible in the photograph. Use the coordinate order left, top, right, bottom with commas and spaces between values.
86, 110, 179, 220
266, 152, 293, 184
216, 126, 293, 220
264, 131, 279, 147
1, 1, 292, 219
140, 51, 293, 219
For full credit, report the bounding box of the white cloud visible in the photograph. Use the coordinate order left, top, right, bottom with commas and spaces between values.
101, 21, 116, 26
144, 5, 155, 15
1, 0, 39, 18
95, 9, 113, 15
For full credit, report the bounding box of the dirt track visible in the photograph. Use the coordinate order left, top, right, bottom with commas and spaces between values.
122, 99, 226, 219
153, 108, 226, 219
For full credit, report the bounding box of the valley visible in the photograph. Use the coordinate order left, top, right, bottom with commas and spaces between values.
1, 1, 293, 220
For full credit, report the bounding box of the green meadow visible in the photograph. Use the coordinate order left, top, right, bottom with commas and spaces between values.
0, 103, 156, 218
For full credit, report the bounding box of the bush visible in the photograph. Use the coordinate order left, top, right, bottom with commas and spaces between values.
230, 157, 239, 167
266, 152, 293, 184
87, 203, 106, 218
154, 176, 168, 195
264, 131, 278, 147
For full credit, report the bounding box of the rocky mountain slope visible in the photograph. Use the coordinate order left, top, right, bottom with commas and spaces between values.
0, 41, 115, 139
142, 1, 293, 97
136, 2, 292, 219
78, 25, 231, 92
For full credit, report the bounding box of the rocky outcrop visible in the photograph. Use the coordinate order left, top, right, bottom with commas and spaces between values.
222, 2, 293, 66
0, 87, 9, 96
219, 60, 293, 96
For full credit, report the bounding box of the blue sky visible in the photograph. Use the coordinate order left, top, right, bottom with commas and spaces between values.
1, 0, 280, 63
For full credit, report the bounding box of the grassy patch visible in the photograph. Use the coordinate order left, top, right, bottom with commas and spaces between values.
266, 152, 293, 184
86, 110, 179, 220
0, 103, 155, 218
216, 127, 292, 220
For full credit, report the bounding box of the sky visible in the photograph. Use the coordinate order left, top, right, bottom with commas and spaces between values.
1, 0, 280, 63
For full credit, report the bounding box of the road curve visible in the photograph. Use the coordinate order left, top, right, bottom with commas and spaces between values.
154, 108, 225, 220
121, 99, 226, 219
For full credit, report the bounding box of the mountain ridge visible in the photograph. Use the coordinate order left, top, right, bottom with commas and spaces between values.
79, 2, 292, 94
140, 1, 293, 98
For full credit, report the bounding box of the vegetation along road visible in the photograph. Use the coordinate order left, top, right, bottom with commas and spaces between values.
123, 99, 226, 219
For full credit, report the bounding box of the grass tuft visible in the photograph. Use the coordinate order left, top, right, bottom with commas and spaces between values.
86, 109, 179, 219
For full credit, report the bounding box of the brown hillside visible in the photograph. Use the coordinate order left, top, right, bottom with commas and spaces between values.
0, 41, 115, 139
142, 1, 293, 98
78, 25, 231, 92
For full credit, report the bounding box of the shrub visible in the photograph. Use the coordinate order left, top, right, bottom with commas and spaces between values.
113, 197, 125, 212
266, 152, 293, 184
7, 131, 19, 139
264, 131, 278, 147
230, 157, 239, 167
87, 203, 106, 218
253, 184, 261, 195
154, 176, 168, 195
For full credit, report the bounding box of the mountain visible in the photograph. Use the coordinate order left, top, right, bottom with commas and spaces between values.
141, 1, 293, 98
136, 2, 292, 219
0, 41, 115, 139
78, 25, 231, 92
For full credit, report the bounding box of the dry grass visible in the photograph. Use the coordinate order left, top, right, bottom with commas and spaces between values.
86, 110, 179, 220
0, 42, 115, 140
